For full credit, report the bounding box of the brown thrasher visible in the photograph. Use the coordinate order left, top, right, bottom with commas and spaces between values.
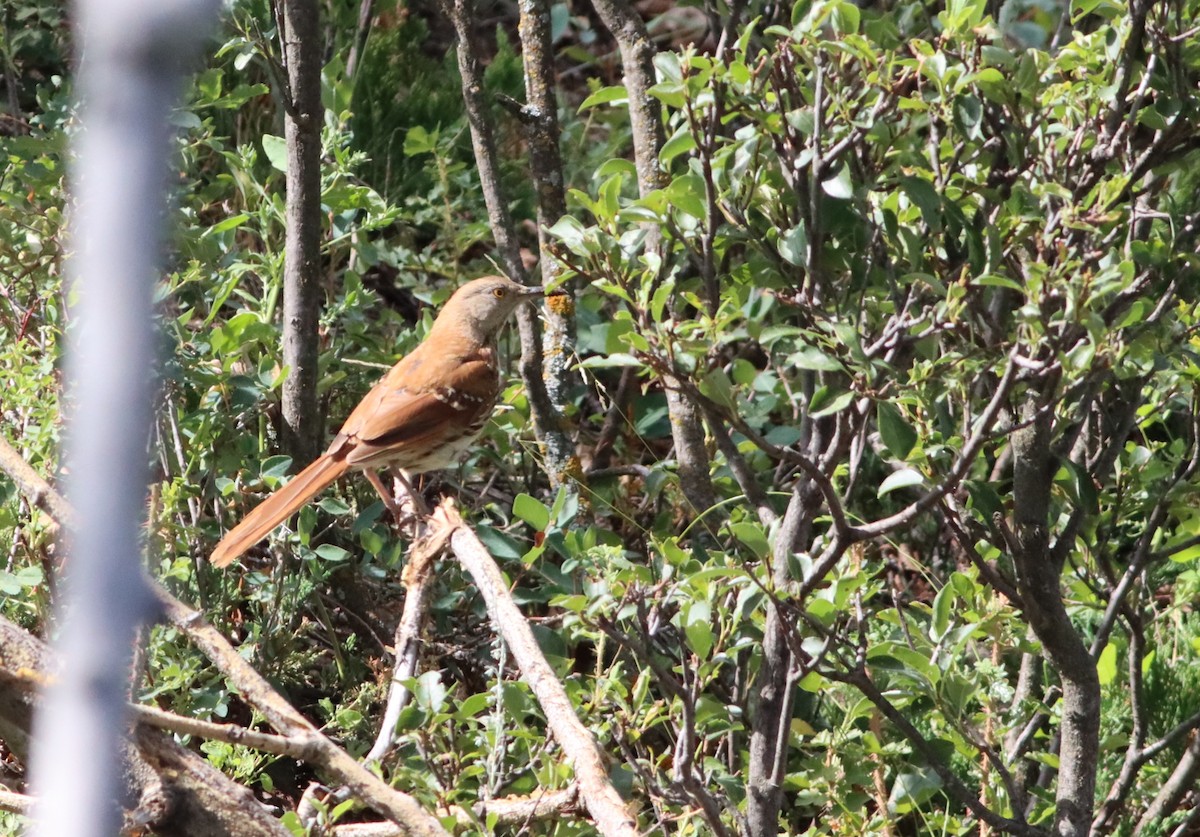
210, 275, 544, 568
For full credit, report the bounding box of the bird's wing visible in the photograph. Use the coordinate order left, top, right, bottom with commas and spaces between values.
336, 356, 499, 467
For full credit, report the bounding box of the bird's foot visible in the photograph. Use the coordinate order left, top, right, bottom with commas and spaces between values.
389, 471, 431, 538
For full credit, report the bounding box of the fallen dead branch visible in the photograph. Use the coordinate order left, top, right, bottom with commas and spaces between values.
334, 784, 581, 834
155, 586, 450, 837
0, 418, 613, 836
0, 789, 34, 815
0, 435, 73, 534
0, 616, 289, 836
0, 441, 448, 837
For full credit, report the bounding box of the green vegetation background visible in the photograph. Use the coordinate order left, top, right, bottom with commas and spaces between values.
2, 0, 1200, 833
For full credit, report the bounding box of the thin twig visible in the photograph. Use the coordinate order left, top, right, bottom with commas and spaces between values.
364, 525, 447, 763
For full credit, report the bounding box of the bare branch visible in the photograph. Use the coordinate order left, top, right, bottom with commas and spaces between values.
0, 433, 74, 534
516, 0, 581, 491
0, 789, 33, 816
1133, 731, 1200, 835
132, 703, 319, 761
438, 0, 567, 489
439, 499, 639, 837
279, 0, 324, 465
588, 0, 718, 520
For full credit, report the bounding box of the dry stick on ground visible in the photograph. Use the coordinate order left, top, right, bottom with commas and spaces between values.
140, 662, 587, 831
133, 703, 318, 761
0, 450, 446, 834
0, 615, 291, 837
433, 498, 638, 837
0, 789, 33, 816
333, 785, 581, 835
0, 431, 448, 835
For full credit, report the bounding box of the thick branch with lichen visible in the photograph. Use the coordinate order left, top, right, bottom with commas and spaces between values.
441, 0, 575, 491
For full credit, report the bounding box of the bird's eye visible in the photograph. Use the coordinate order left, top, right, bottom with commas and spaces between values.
492, 287, 507, 298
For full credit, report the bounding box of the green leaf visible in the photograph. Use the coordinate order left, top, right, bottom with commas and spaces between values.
790, 346, 842, 371
579, 85, 628, 110
701, 369, 736, 408
821, 164, 853, 199
974, 273, 1023, 291
684, 601, 714, 659
578, 353, 643, 369
661, 127, 697, 164
206, 213, 249, 235
1056, 458, 1098, 516
261, 134, 287, 172
901, 175, 942, 231
778, 223, 809, 266
829, 0, 861, 33
729, 521, 769, 559
546, 215, 589, 251
415, 671, 447, 712
931, 583, 953, 641
665, 173, 707, 220
810, 387, 855, 418
888, 768, 943, 814
513, 493, 550, 531
1167, 542, 1200, 564
877, 401, 918, 460
1096, 642, 1118, 686
403, 125, 436, 156
314, 544, 351, 563
878, 469, 925, 496
260, 455, 293, 480
317, 497, 351, 515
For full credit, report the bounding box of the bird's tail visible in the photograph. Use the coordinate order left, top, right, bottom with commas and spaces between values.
210, 454, 350, 568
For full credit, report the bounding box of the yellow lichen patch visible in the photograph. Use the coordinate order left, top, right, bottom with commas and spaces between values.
546, 291, 575, 318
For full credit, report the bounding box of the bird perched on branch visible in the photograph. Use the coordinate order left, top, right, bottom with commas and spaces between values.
210, 275, 545, 568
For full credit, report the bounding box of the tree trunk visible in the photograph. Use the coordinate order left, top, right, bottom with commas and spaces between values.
746, 484, 819, 836
517, 0, 580, 494
588, 0, 717, 519
280, 0, 324, 466
1011, 390, 1100, 837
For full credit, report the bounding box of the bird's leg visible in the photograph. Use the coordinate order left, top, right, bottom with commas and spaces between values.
365, 469, 430, 541
364, 470, 405, 522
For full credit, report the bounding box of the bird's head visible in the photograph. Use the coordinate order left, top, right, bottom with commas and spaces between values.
434, 275, 545, 341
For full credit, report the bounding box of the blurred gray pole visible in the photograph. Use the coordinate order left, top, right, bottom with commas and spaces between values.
28, 1, 218, 835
